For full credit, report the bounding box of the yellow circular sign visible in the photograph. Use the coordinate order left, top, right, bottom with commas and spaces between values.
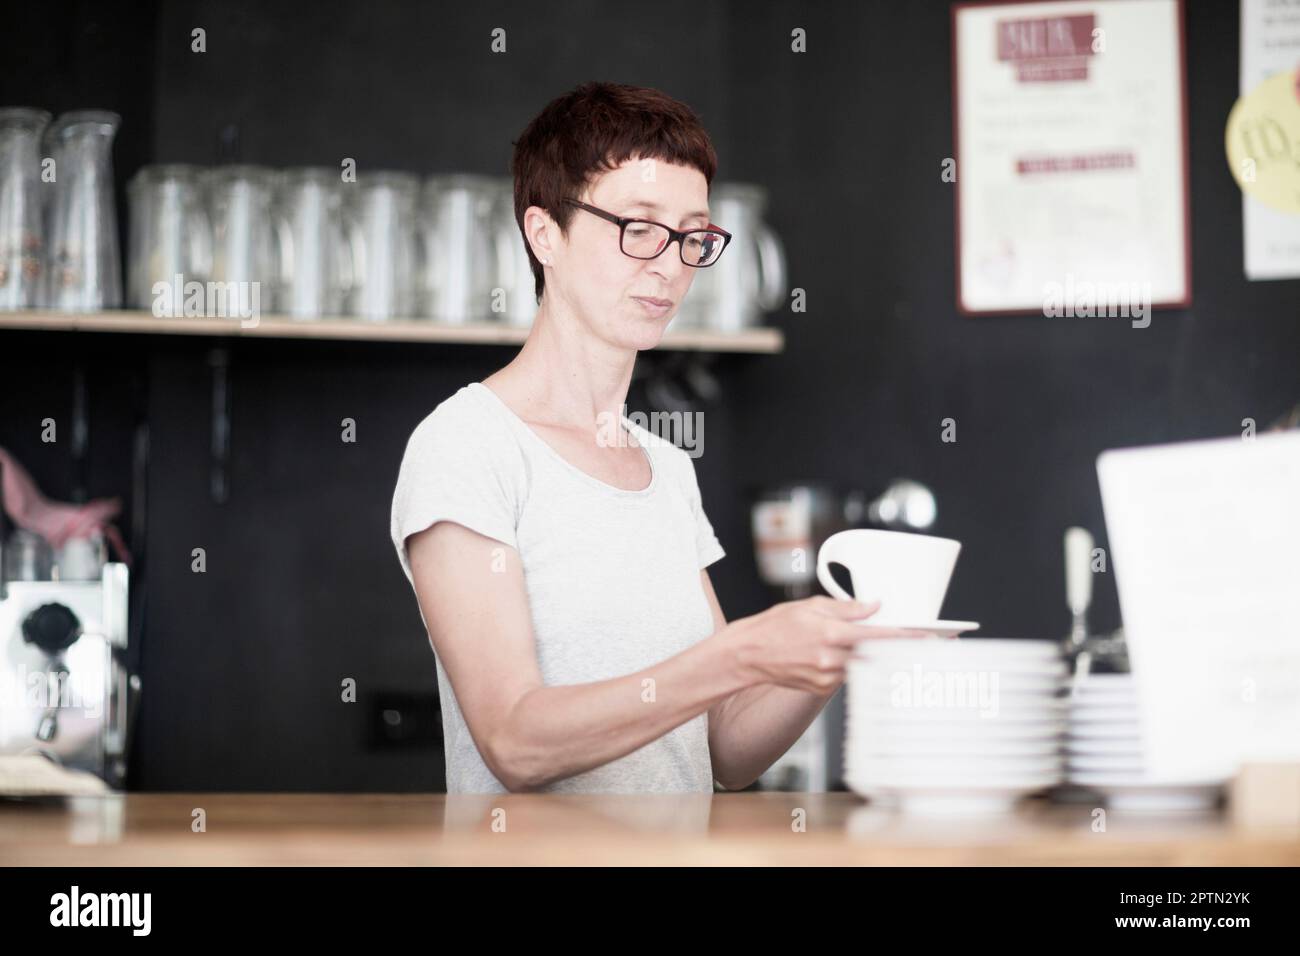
1225, 68, 1300, 216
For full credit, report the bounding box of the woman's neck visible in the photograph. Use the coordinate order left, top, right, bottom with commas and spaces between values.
486, 296, 636, 434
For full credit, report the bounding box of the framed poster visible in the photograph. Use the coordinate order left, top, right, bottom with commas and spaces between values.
951, 0, 1192, 316
1237, 0, 1300, 281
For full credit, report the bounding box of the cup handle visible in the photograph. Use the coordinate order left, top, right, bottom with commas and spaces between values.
755, 224, 787, 312
342, 213, 365, 314
816, 531, 855, 601
274, 211, 294, 290
331, 214, 354, 304
189, 207, 213, 283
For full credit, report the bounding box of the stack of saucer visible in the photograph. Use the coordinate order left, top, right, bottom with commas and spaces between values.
844, 638, 1068, 815
1066, 673, 1227, 811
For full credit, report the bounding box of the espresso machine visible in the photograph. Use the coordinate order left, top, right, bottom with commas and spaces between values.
751, 479, 938, 792
0, 469, 137, 789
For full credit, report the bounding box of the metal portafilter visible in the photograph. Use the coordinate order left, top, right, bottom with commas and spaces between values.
1063, 525, 1130, 692
1064, 526, 1093, 655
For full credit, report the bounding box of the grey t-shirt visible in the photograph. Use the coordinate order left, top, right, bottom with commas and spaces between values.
390, 382, 726, 793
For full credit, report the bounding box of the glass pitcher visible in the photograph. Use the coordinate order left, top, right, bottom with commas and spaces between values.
342, 171, 417, 321
418, 173, 497, 324
205, 165, 278, 318
41, 110, 122, 310
700, 183, 786, 332
127, 164, 212, 311
274, 167, 350, 318
0, 108, 51, 310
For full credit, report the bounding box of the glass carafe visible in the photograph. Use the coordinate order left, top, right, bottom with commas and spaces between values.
41, 110, 122, 310
0, 108, 51, 310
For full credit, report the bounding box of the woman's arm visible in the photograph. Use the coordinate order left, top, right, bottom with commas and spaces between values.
407, 520, 753, 791
701, 571, 840, 791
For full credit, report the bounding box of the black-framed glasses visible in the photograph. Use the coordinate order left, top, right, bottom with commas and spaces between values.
562, 199, 732, 267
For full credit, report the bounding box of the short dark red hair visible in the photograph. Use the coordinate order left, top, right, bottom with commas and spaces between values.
510, 82, 719, 303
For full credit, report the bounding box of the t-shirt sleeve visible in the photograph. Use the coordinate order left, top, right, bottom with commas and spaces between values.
680, 453, 726, 570
390, 400, 524, 586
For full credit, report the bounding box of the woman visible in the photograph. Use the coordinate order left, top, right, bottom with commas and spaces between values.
391, 81, 890, 794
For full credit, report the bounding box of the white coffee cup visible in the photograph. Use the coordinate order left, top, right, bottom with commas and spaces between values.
816, 529, 961, 625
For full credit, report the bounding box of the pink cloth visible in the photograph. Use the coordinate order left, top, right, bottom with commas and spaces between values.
0, 446, 132, 565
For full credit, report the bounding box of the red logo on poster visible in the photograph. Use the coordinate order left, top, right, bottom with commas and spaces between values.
997, 14, 1098, 82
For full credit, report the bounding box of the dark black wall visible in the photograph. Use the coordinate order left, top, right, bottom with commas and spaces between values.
2, 0, 1295, 791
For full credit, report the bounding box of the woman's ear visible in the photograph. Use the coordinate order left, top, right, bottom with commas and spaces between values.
524, 205, 557, 267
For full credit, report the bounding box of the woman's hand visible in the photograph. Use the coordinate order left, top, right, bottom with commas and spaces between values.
721, 595, 914, 695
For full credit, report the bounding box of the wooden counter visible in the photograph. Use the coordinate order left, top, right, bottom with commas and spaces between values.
2, 791, 1298, 866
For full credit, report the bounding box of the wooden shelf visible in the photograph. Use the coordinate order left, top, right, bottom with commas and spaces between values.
0, 309, 784, 354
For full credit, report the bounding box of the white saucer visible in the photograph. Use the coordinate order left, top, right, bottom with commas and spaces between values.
848, 769, 1064, 787
1067, 722, 1143, 740
1073, 686, 1138, 702
850, 694, 1068, 716
855, 720, 1068, 741
857, 738, 1063, 757
1069, 777, 1227, 811
851, 620, 980, 638
1068, 706, 1141, 723
1066, 737, 1145, 756
846, 777, 1061, 814
1076, 674, 1135, 685
890, 789, 1046, 816
1067, 754, 1147, 773
846, 755, 1063, 778
851, 659, 1070, 679
857, 637, 1058, 654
